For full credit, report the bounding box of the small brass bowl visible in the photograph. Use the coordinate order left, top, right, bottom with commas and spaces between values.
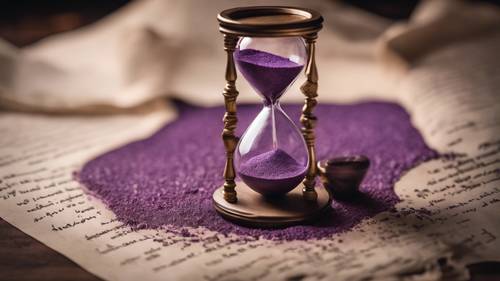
317, 155, 370, 199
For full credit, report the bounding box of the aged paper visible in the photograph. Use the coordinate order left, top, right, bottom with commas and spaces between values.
0, 104, 468, 281
1, 1, 500, 280
1, 31, 500, 280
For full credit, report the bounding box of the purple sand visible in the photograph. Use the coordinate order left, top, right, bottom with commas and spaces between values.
238, 149, 307, 195
234, 49, 304, 102
77, 101, 438, 240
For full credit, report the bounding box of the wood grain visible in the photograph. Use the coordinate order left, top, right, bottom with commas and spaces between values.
0, 218, 101, 281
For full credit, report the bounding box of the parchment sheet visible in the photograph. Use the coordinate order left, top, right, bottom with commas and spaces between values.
0, 1, 499, 280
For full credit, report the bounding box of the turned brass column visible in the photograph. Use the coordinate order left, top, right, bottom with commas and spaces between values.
221, 34, 239, 203
300, 33, 319, 202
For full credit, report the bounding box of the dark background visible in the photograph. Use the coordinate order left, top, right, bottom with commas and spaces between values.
0, 1, 499, 280
1, 0, 500, 47
0, 0, 426, 47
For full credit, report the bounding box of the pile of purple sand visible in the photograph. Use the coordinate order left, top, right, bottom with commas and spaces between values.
234, 49, 304, 102
77, 102, 438, 240
238, 148, 307, 195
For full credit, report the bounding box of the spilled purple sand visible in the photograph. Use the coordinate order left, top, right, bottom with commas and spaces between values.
78, 102, 437, 240
238, 149, 307, 195
235, 49, 304, 102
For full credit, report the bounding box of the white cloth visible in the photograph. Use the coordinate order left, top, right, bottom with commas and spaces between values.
0, 0, 394, 112
0, 0, 498, 111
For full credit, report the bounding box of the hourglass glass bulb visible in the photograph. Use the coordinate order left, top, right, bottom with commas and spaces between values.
235, 37, 307, 104
234, 37, 308, 196
235, 49, 303, 104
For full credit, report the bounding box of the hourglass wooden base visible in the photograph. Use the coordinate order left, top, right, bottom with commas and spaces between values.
212, 183, 332, 228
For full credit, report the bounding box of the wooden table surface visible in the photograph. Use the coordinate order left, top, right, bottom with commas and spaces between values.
0, 219, 101, 281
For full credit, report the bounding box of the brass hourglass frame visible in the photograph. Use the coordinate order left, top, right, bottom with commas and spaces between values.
213, 6, 331, 227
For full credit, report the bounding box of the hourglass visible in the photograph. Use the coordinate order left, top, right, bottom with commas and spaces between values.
213, 6, 332, 227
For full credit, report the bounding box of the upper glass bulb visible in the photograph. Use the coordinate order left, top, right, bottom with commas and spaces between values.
235, 37, 307, 104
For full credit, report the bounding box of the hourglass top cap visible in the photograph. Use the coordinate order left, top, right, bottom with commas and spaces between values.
218, 6, 323, 37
